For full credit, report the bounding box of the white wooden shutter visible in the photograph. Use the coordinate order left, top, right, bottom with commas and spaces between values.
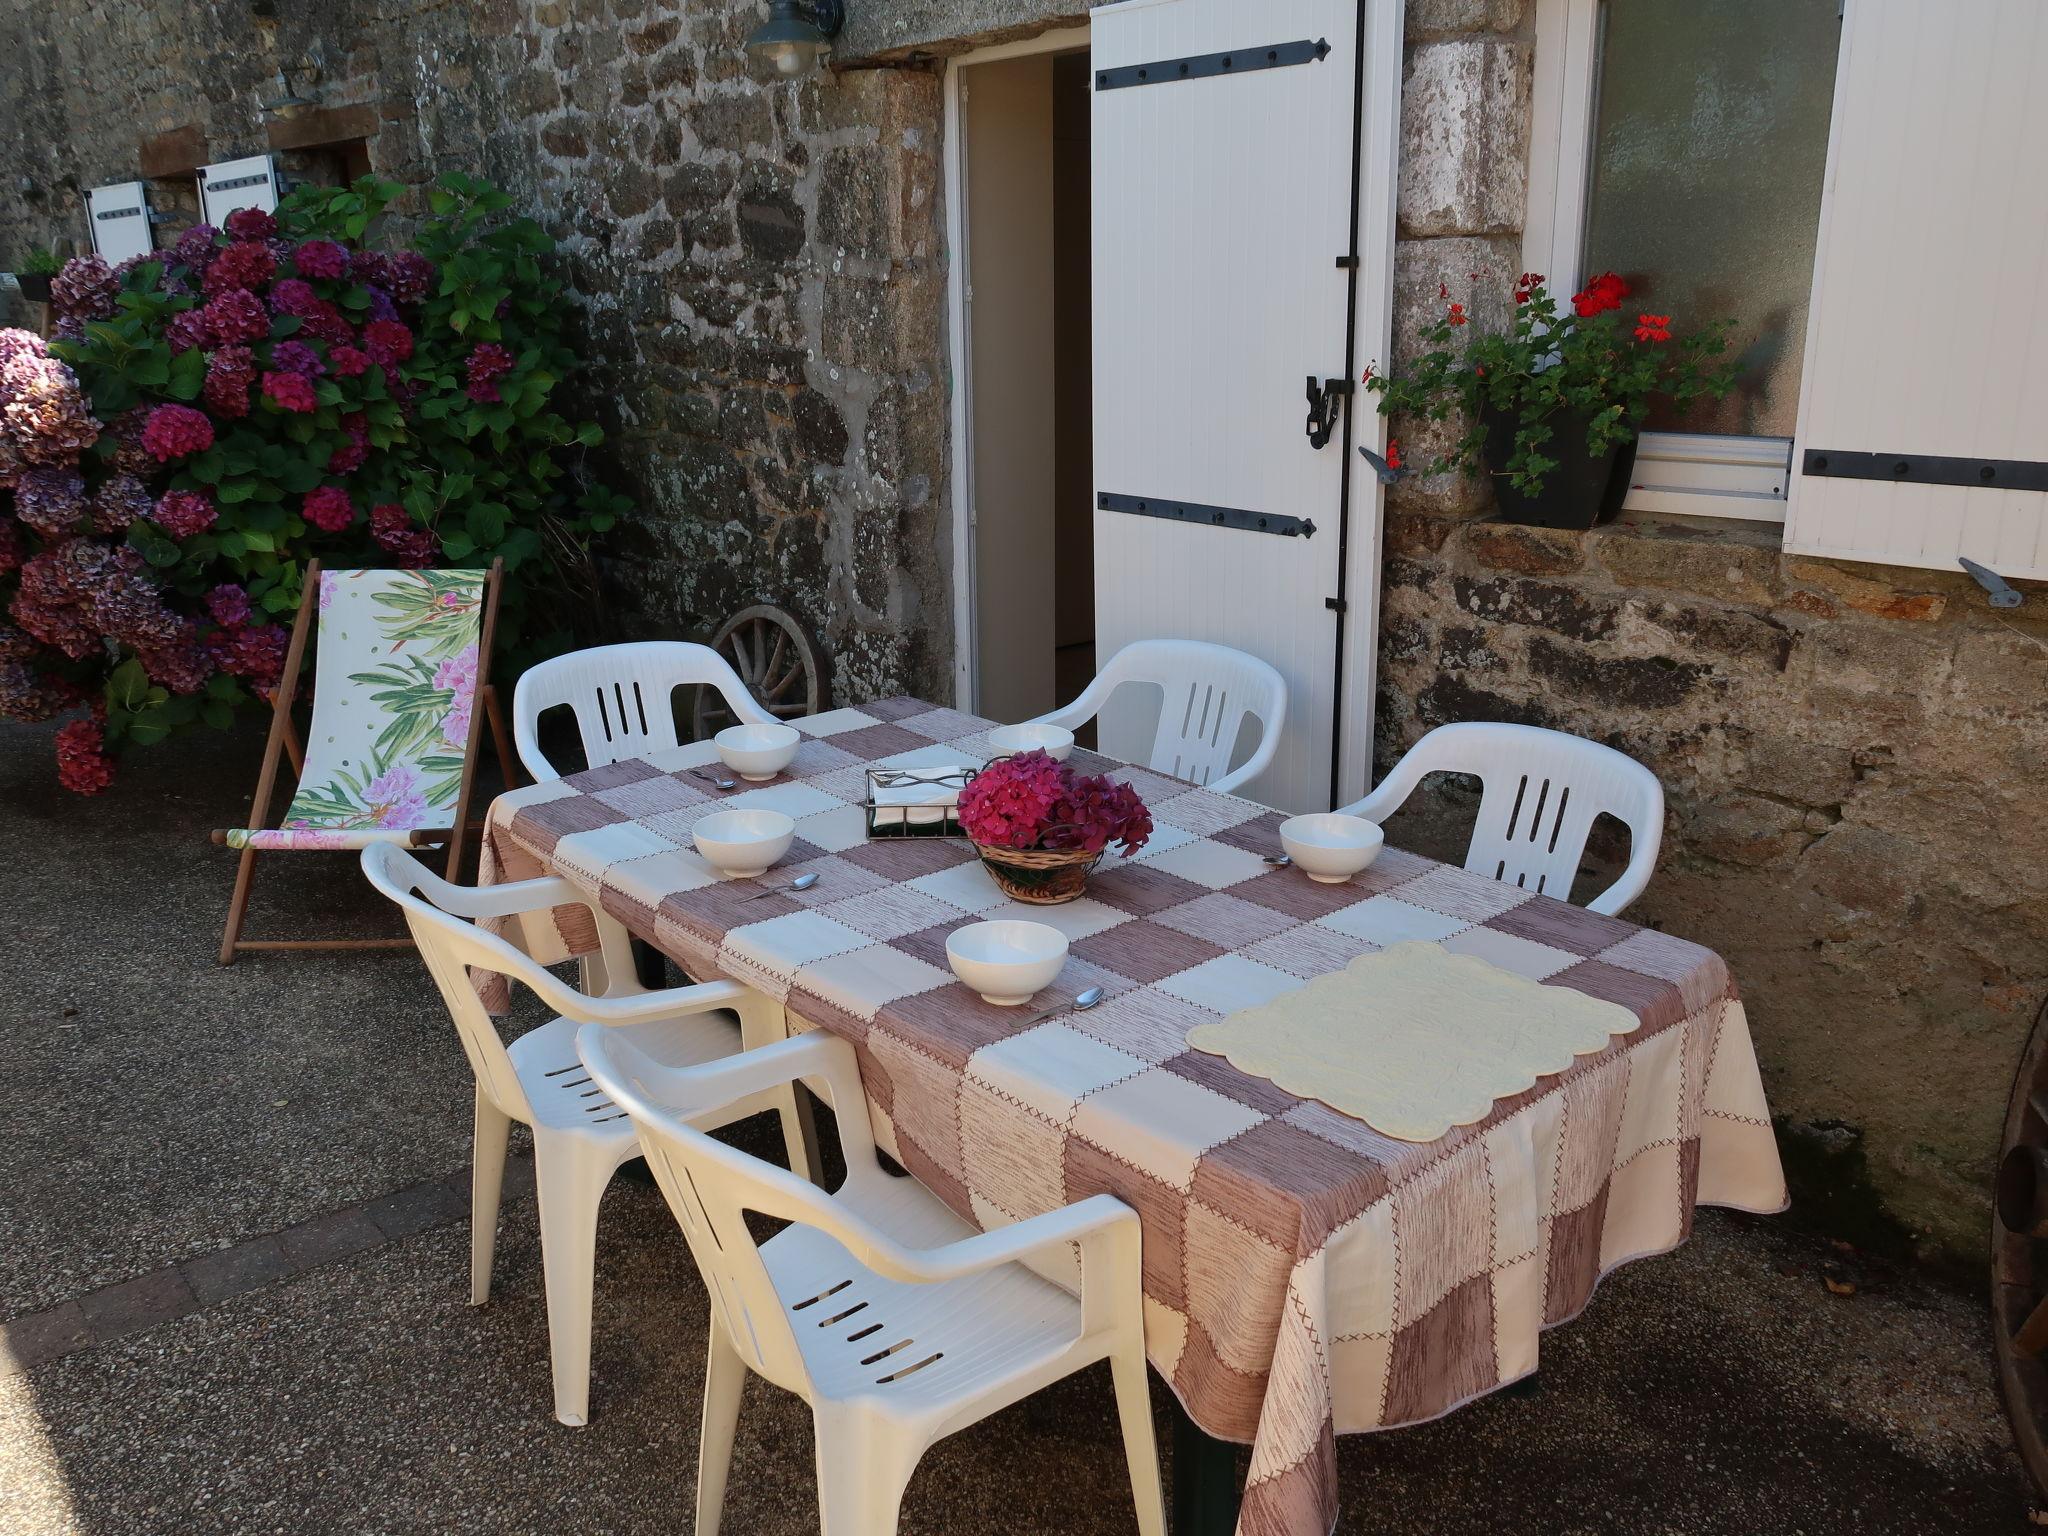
198, 155, 282, 227
1785, 0, 2048, 578
85, 181, 153, 265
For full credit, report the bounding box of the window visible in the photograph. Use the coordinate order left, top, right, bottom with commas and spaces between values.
1527, 0, 1842, 523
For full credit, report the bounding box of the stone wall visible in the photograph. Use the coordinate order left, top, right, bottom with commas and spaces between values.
0, 0, 965, 704
1382, 0, 2048, 1258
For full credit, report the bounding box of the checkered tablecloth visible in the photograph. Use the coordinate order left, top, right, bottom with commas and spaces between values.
477, 697, 1786, 1536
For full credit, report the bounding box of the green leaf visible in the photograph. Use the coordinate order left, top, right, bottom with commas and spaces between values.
108, 658, 151, 710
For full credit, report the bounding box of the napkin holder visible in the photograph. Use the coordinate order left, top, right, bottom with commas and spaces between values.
862, 766, 975, 840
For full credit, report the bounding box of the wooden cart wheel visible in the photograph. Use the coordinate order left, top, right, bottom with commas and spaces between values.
692, 602, 827, 738
1993, 997, 2048, 1500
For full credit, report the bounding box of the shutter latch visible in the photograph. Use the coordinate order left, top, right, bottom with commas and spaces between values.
1304, 376, 1352, 450
1960, 557, 2024, 609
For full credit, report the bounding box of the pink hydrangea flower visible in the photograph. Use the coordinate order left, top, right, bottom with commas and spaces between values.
292, 240, 350, 280
206, 583, 252, 627
165, 309, 213, 354
203, 345, 257, 419
202, 288, 270, 344
140, 403, 214, 462
55, 717, 115, 795
362, 319, 415, 367
202, 239, 276, 296
300, 303, 355, 346
465, 343, 514, 404
150, 488, 217, 540
261, 371, 318, 414
224, 207, 277, 242
270, 339, 324, 378
303, 484, 355, 532
328, 345, 370, 378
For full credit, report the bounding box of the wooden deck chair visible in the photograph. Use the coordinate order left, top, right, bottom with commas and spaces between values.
213, 559, 517, 963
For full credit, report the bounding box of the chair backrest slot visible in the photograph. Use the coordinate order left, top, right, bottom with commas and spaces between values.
877, 1351, 943, 1384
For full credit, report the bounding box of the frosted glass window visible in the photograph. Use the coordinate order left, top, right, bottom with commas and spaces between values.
1580, 0, 1841, 437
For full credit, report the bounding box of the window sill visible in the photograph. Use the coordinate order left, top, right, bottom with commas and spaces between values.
1620, 432, 1791, 525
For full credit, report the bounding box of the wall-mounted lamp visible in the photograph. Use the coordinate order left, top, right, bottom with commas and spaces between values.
745, 0, 845, 78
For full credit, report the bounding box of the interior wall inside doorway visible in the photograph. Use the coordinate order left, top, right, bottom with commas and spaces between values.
963, 48, 1093, 725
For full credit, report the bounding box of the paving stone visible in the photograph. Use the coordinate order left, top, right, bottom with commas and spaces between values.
363, 1178, 467, 1242
0, 1302, 92, 1374
276, 1207, 387, 1271
180, 1236, 293, 1307
77, 1269, 198, 1343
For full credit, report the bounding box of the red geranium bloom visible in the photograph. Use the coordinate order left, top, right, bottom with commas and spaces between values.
1446, 302, 1467, 327
1513, 271, 1545, 305
1571, 271, 1629, 317
1633, 313, 1672, 343
1384, 438, 1402, 470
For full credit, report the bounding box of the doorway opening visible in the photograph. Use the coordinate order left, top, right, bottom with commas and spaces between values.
947, 40, 1094, 726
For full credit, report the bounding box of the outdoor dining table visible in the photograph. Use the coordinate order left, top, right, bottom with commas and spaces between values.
474, 695, 1788, 1536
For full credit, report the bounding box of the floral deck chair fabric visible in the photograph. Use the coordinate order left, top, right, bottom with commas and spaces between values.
217, 562, 504, 962
224, 569, 491, 850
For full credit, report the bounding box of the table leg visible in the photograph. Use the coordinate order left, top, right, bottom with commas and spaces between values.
1169, 1397, 1242, 1536
631, 936, 667, 990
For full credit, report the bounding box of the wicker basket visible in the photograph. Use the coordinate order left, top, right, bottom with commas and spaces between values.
972, 841, 1102, 904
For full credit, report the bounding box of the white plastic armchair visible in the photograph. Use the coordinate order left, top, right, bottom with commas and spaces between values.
1343, 721, 1664, 916
359, 842, 813, 1428
577, 1025, 1165, 1536
1030, 638, 1287, 796
512, 640, 775, 782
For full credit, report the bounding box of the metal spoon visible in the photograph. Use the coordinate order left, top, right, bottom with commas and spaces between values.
693, 767, 738, 790
1263, 853, 1292, 867
1018, 985, 1105, 1027
747, 871, 821, 901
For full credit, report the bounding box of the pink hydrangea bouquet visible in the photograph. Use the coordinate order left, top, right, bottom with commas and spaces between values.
958, 749, 1152, 903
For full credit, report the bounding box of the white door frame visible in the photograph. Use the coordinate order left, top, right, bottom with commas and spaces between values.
942, 22, 1091, 713
1337, 0, 1402, 806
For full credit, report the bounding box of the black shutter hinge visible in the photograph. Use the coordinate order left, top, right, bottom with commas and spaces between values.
1324, 596, 1347, 614
1305, 375, 1353, 450
1334, 254, 1359, 269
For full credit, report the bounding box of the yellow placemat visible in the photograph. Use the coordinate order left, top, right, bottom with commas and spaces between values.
1185, 940, 1641, 1142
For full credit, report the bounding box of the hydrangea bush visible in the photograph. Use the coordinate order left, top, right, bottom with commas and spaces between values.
0, 174, 627, 792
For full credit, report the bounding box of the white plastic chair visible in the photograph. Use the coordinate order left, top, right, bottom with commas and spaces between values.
1029, 638, 1287, 796
1343, 721, 1664, 916
577, 1025, 1165, 1536
359, 842, 813, 1427
512, 640, 775, 782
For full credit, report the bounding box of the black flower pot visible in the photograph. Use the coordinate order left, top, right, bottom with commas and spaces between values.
1480, 404, 1638, 530
14, 273, 52, 303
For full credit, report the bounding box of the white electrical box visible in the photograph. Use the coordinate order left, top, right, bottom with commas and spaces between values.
85, 181, 154, 265
197, 155, 281, 227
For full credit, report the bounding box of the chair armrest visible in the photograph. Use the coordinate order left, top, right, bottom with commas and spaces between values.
874, 1194, 1138, 1288
420, 871, 586, 921
543, 974, 754, 1027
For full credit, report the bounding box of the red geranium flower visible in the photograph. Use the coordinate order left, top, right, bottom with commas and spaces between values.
1446, 302, 1467, 327
1633, 313, 1672, 343
1571, 271, 1629, 317
1384, 438, 1402, 470
1513, 271, 1544, 305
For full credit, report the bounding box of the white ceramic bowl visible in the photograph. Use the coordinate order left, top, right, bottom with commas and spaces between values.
945, 919, 1069, 1006
1279, 813, 1385, 884
692, 808, 795, 877
715, 722, 800, 781
985, 722, 1075, 762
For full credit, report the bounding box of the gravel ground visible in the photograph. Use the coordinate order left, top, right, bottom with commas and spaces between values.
0, 722, 2037, 1533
